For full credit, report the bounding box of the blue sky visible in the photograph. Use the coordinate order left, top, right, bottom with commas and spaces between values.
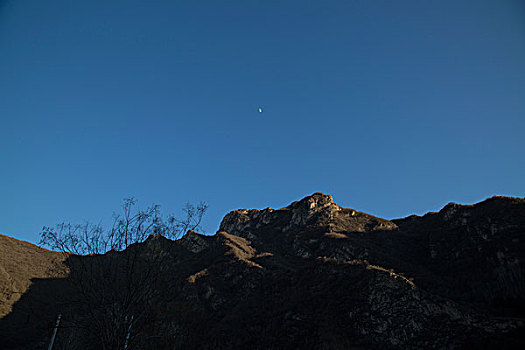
1, 0, 524, 244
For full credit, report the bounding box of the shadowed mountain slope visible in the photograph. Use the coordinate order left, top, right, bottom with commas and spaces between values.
1, 193, 524, 349
0, 234, 66, 319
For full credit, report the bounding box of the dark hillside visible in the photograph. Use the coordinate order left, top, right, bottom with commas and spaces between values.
1, 193, 524, 349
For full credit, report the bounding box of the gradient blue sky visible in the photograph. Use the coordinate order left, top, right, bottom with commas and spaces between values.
1, 0, 524, 244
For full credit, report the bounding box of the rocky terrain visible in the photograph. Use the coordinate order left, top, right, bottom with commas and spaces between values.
1, 193, 524, 349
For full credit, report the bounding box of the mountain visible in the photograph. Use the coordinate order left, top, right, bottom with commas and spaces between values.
1, 193, 524, 349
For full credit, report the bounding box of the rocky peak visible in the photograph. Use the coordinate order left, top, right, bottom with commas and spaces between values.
219, 193, 397, 239
285, 192, 344, 230
288, 192, 341, 213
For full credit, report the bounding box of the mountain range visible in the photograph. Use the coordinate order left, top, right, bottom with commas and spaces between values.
1, 193, 524, 349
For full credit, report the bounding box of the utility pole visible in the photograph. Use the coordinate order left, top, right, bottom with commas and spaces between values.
124, 314, 134, 349
47, 313, 61, 350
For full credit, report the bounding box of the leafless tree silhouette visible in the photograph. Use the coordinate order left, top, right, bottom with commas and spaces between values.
39, 199, 207, 349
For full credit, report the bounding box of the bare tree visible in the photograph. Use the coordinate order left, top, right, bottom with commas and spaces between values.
39, 199, 207, 349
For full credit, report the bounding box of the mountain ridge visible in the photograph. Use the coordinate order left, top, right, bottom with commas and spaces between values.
1, 193, 524, 349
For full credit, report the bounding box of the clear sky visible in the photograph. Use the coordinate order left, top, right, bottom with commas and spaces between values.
1, 0, 524, 244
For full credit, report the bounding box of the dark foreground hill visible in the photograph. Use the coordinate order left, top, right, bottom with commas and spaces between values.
1, 193, 525, 349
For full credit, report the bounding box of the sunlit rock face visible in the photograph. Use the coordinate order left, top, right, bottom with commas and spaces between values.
220, 192, 397, 238
2, 193, 525, 349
